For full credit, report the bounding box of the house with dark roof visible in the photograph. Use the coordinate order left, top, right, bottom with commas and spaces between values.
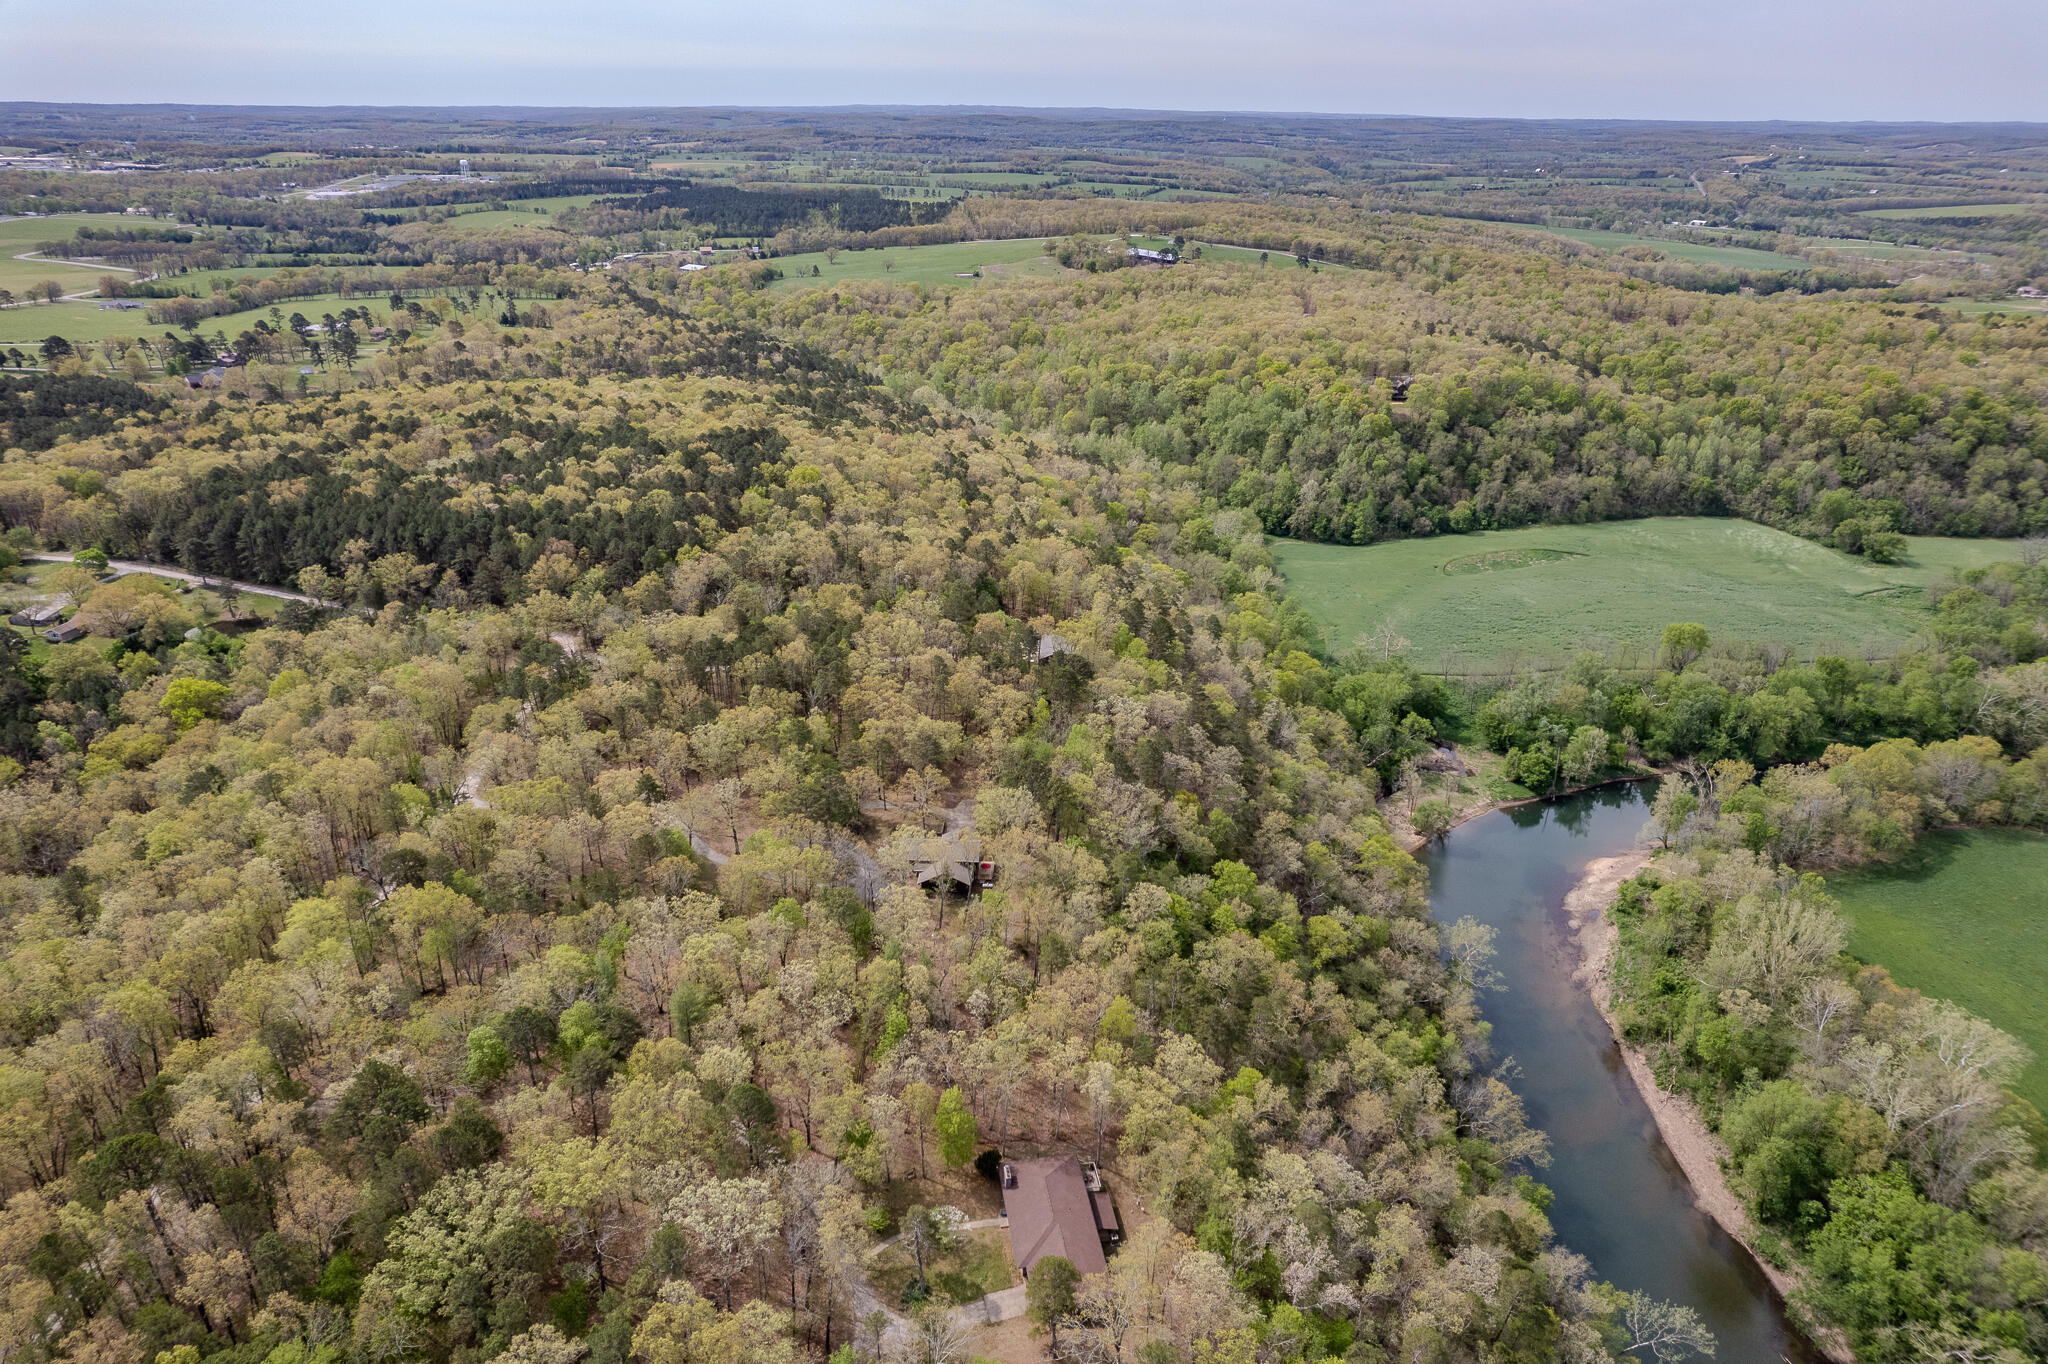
1001, 1156, 1122, 1278
8, 605, 62, 628
43, 621, 87, 643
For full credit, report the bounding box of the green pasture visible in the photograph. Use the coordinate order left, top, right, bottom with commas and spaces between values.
1941, 297, 2048, 317
1828, 829, 2048, 1114
1858, 202, 2039, 220
426, 195, 607, 231
0, 298, 163, 346
1529, 226, 1809, 271
1270, 517, 2019, 671
763, 238, 1066, 291
1792, 237, 1955, 261
0, 253, 105, 296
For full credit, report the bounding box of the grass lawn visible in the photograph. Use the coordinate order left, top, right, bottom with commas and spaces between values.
1525, 225, 1809, 271
869, 1227, 1017, 1308
764, 238, 1068, 292
1270, 517, 2019, 671
1828, 829, 2048, 1114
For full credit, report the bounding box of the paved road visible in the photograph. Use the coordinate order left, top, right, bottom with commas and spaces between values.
25, 554, 332, 606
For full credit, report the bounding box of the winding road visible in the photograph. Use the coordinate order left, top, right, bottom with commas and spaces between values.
24, 554, 332, 606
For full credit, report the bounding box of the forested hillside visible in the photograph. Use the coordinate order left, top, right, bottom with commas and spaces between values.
3, 154, 2048, 1363
742, 231, 2048, 547
0, 277, 1658, 1364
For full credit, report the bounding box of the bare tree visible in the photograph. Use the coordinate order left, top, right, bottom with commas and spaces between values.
1619, 1292, 1717, 1361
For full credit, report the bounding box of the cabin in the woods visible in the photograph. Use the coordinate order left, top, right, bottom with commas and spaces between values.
1002, 1156, 1122, 1278
1034, 631, 1076, 663
910, 831, 996, 892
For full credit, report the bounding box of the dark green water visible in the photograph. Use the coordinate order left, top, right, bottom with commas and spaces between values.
1420, 783, 1815, 1363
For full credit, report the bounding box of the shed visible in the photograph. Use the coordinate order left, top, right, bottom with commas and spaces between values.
1001, 1156, 1121, 1278
43, 622, 86, 643
8, 605, 62, 628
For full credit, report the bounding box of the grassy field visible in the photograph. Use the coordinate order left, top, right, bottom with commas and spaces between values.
763, 238, 1067, 292
1527, 225, 1809, 271
1859, 202, 2040, 220
1271, 517, 2019, 670
1828, 829, 2048, 1114
1942, 297, 2048, 317
0, 299, 159, 347
424, 195, 606, 231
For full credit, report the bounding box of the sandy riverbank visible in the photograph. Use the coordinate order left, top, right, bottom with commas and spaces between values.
1566, 852, 1854, 1364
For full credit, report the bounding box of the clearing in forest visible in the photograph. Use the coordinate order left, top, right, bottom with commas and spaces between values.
1271, 517, 2018, 672
1827, 829, 2048, 1114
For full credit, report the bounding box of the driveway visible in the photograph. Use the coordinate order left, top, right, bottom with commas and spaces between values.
25, 554, 332, 606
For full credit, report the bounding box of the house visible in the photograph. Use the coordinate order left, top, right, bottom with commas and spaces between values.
1034, 631, 1076, 663
216, 351, 244, 367
1687, 219, 1709, 227
1001, 1156, 1122, 1278
2018, 286, 2044, 299
909, 830, 996, 892
368, 326, 389, 339
43, 621, 87, 643
1126, 247, 1178, 265
8, 605, 62, 628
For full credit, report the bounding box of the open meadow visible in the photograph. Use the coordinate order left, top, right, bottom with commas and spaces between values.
1271, 517, 2019, 670
763, 237, 1067, 291
1827, 829, 2048, 1114
1511, 224, 1810, 270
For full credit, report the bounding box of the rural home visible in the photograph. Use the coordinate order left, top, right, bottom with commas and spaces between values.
1034, 631, 1076, 663
1126, 247, 1177, 264
8, 605, 63, 628
43, 621, 86, 643
1001, 1157, 1122, 1278
909, 830, 996, 892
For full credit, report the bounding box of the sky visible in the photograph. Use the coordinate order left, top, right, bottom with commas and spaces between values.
6, 0, 2046, 123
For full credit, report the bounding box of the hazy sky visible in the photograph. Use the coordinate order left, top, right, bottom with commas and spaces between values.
7, 0, 2046, 122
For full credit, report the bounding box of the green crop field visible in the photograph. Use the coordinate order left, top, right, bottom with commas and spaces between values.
1525, 225, 1809, 271
1270, 517, 2019, 670
1828, 829, 2048, 1114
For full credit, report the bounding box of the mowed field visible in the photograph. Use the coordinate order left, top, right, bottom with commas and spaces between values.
1271, 517, 2019, 669
0, 214, 132, 295
1827, 830, 2048, 1114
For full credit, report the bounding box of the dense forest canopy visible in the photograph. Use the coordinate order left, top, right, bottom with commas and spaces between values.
1, 107, 2046, 1364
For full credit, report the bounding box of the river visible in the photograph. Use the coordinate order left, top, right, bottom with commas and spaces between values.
1420, 783, 1816, 1363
